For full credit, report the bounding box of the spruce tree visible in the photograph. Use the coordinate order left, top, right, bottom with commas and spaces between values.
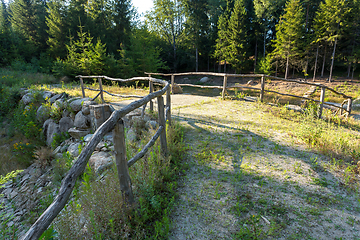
227, 0, 249, 73
272, 0, 305, 79
313, 0, 347, 82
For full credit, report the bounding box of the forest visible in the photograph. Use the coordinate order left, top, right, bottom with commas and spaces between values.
0, 0, 359, 81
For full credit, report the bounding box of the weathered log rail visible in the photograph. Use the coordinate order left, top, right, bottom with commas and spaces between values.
21, 76, 171, 240
146, 72, 353, 118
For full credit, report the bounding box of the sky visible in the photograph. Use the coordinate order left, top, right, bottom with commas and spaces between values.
132, 0, 154, 16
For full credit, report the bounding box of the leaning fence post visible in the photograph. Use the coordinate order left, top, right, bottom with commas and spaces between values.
166, 87, 171, 126
149, 77, 154, 111
260, 76, 265, 102
347, 98, 352, 116
113, 119, 134, 204
318, 87, 326, 118
98, 77, 105, 104
157, 96, 168, 156
222, 74, 228, 99
80, 77, 85, 98
171, 74, 175, 94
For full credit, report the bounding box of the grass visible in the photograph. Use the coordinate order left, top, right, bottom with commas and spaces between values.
170, 97, 360, 239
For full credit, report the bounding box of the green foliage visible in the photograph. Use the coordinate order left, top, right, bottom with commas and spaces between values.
0, 169, 23, 186
271, 0, 305, 79
53, 27, 120, 78
55, 121, 185, 239
0, 86, 21, 119
257, 55, 273, 75
51, 132, 70, 149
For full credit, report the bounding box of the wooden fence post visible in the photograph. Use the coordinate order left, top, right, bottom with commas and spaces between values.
149, 78, 154, 111
318, 87, 326, 118
222, 74, 228, 99
157, 96, 168, 156
113, 119, 134, 204
166, 87, 171, 126
260, 76, 265, 102
80, 77, 85, 98
98, 77, 105, 104
171, 74, 175, 94
347, 98, 352, 116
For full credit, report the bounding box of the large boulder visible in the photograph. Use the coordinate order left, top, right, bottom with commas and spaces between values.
42, 91, 53, 101
353, 98, 360, 110
89, 151, 114, 174
74, 111, 91, 129
68, 98, 91, 112
21, 93, 34, 105
200, 77, 210, 83
81, 100, 97, 115
43, 119, 61, 147
36, 105, 51, 123
59, 117, 74, 133
68, 128, 90, 139
49, 93, 67, 104
67, 142, 81, 158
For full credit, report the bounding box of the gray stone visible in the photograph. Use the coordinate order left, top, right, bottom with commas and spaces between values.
21, 93, 34, 105
352, 98, 360, 110
95, 141, 106, 151
286, 105, 302, 112
52, 99, 65, 112
62, 109, 70, 118
67, 142, 81, 158
126, 129, 137, 142
89, 104, 111, 131
36, 105, 51, 123
103, 133, 113, 142
89, 151, 113, 174
74, 111, 90, 130
146, 120, 158, 129
42, 91, 53, 101
68, 98, 91, 112
49, 93, 64, 104
68, 128, 90, 139
53, 146, 61, 155
81, 101, 97, 115
200, 77, 210, 83
59, 117, 74, 133
43, 119, 61, 147
84, 134, 94, 142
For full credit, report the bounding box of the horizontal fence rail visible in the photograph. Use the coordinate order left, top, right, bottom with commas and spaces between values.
146, 72, 353, 118
21, 76, 171, 240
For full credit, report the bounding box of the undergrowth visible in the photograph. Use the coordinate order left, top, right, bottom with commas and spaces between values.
53, 121, 186, 239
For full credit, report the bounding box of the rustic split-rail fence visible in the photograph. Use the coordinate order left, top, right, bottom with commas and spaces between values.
21, 76, 171, 240
146, 72, 353, 119
21, 72, 353, 239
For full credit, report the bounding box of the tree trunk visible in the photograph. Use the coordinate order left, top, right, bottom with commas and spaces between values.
329, 37, 337, 82
285, 54, 289, 79
321, 45, 327, 77
275, 60, 278, 77
218, 57, 221, 73
224, 60, 227, 73
263, 29, 266, 58
254, 38, 258, 73
196, 47, 198, 72
313, 44, 319, 82
351, 62, 356, 81
347, 62, 351, 78
173, 35, 176, 72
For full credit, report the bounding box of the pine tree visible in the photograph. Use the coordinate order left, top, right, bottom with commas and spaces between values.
271, 0, 305, 79
214, 1, 232, 73
46, 0, 67, 59
227, 0, 249, 73
0, 0, 9, 29
313, 0, 347, 82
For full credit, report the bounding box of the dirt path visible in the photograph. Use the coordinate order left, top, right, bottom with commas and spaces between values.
166, 96, 360, 240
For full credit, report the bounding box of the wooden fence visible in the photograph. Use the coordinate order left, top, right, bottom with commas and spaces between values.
21, 76, 171, 240
146, 72, 353, 118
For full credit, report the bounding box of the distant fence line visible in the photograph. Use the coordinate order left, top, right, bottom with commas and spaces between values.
146, 72, 353, 118
21, 76, 171, 240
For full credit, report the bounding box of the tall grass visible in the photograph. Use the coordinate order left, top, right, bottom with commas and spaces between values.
54, 121, 186, 239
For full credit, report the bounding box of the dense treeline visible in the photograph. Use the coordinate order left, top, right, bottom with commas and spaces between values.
0, 0, 359, 81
